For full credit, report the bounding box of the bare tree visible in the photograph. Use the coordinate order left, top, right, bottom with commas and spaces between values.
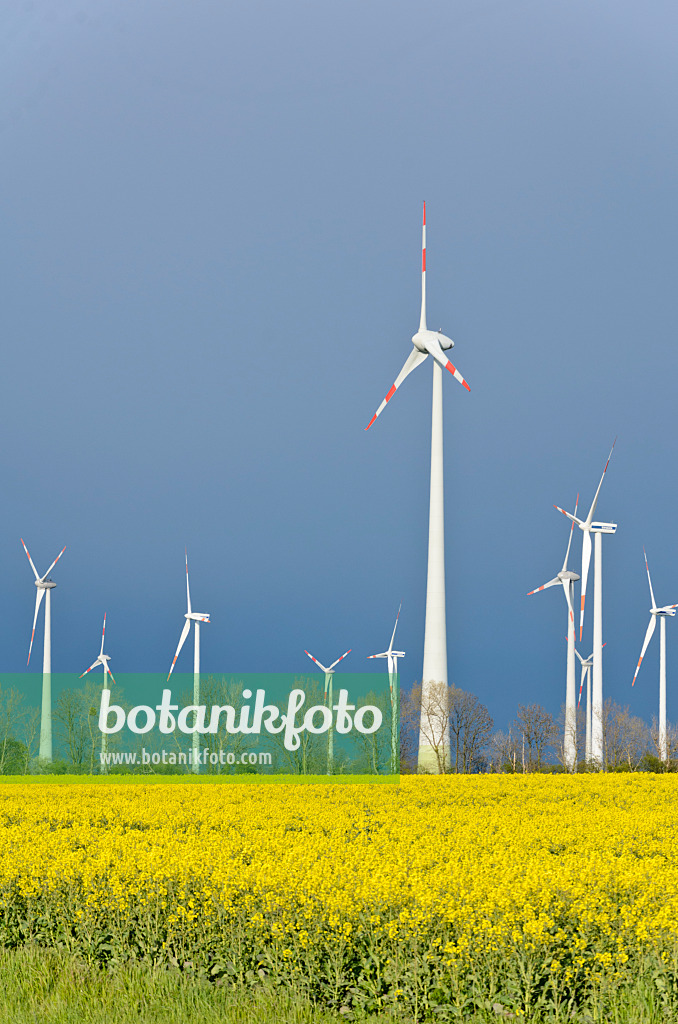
402, 682, 451, 773
402, 683, 492, 773
489, 729, 519, 773
650, 718, 678, 769
448, 688, 493, 773
0, 686, 26, 774
604, 701, 649, 770
514, 704, 557, 772
54, 682, 102, 769
22, 708, 40, 772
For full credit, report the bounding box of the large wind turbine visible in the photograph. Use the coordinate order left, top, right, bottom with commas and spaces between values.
21, 539, 66, 763
555, 442, 617, 768
304, 648, 351, 774
368, 604, 405, 774
167, 550, 210, 774
80, 614, 116, 771
365, 203, 470, 772
632, 549, 677, 763
527, 497, 580, 770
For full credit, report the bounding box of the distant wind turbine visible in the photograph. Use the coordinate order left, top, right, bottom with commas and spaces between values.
368, 604, 405, 774
555, 442, 617, 768
167, 550, 210, 774
528, 496, 580, 770
365, 203, 470, 772
21, 538, 66, 763
80, 614, 115, 771
632, 549, 677, 763
574, 643, 605, 765
304, 648, 351, 774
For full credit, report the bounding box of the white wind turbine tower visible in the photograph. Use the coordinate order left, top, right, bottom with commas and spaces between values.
631, 549, 678, 763
304, 648, 351, 774
80, 613, 116, 771
527, 497, 580, 771
574, 644, 604, 765
555, 441, 616, 768
365, 203, 470, 772
367, 604, 405, 774
21, 539, 66, 763
167, 550, 210, 774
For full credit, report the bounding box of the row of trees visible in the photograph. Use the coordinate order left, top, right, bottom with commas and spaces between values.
0, 677, 397, 775
0, 675, 673, 774
400, 681, 678, 773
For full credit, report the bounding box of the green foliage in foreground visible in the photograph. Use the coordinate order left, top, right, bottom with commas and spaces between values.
0, 945, 677, 1024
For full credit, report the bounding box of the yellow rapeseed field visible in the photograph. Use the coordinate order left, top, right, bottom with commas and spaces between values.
0, 775, 677, 1016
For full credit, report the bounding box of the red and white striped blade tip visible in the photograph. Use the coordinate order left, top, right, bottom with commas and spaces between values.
444, 359, 470, 391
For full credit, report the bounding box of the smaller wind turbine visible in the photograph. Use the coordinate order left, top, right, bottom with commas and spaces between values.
21, 538, 66, 763
168, 550, 210, 774
632, 549, 678, 763
368, 604, 405, 774
574, 644, 603, 766
528, 497, 580, 770
555, 441, 617, 768
80, 614, 115, 771
304, 648, 351, 774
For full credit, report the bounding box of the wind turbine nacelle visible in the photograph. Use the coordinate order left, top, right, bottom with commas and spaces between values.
412, 329, 454, 352
187, 612, 210, 623
559, 570, 580, 582
590, 522, 617, 534
36, 579, 57, 589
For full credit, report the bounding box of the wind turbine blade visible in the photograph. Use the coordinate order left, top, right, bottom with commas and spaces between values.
632, 615, 657, 686
20, 538, 40, 581
562, 578, 575, 628
99, 613, 107, 657
554, 506, 584, 527
108, 669, 116, 686
388, 603, 402, 652
419, 201, 427, 331
644, 548, 657, 611
328, 649, 351, 671
658, 604, 678, 613
304, 650, 329, 674
585, 439, 616, 526
425, 337, 471, 391
573, 646, 585, 666
167, 619, 191, 680
42, 546, 66, 580
79, 659, 100, 678
185, 548, 192, 614
387, 653, 395, 678
27, 588, 46, 666
527, 578, 560, 595
561, 494, 579, 572
367, 652, 388, 659
579, 530, 592, 641
365, 348, 428, 429
577, 664, 586, 705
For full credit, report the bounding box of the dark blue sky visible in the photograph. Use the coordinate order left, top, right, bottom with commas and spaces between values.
1, 0, 677, 732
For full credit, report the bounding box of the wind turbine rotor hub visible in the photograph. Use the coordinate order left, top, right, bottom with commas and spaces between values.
559, 570, 580, 582
412, 329, 454, 352
36, 579, 56, 589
